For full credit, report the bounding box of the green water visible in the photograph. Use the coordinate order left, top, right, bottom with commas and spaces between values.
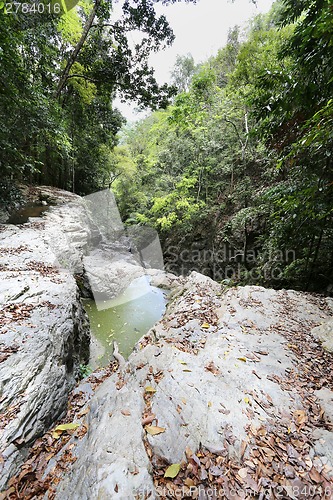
84, 276, 167, 366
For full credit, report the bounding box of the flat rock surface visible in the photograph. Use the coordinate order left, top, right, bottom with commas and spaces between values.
0, 191, 91, 488
13, 273, 331, 499
0, 187, 183, 492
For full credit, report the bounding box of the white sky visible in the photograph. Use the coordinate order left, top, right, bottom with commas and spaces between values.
115, 0, 274, 121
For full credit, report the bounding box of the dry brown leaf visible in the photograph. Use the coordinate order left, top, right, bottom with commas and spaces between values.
121, 409, 131, 416
142, 414, 155, 426
205, 361, 221, 376
293, 409, 307, 425
184, 477, 195, 487
238, 467, 248, 479
309, 467, 322, 483
240, 440, 247, 460
145, 425, 165, 436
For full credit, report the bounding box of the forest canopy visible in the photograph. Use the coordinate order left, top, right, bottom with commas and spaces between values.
0, 0, 197, 196
0, 0, 332, 292
110, 0, 333, 293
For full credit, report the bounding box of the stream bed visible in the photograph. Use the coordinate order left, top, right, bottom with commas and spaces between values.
84, 276, 167, 367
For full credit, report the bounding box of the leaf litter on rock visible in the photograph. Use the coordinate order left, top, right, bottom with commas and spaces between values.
1, 361, 119, 499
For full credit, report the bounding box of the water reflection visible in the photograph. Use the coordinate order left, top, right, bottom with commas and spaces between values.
84, 276, 167, 366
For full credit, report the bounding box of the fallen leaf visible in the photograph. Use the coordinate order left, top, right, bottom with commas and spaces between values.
240, 440, 247, 459
121, 409, 131, 416
293, 409, 307, 425
142, 414, 155, 426
77, 407, 89, 417
145, 425, 165, 435
164, 463, 181, 478
309, 467, 322, 483
184, 477, 195, 487
219, 407, 230, 415
183, 369, 192, 372
145, 386, 156, 393
201, 322, 210, 329
52, 422, 80, 439
238, 467, 248, 479
205, 361, 221, 376
252, 370, 262, 379
237, 357, 247, 362
284, 464, 295, 479
54, 423, 80, 432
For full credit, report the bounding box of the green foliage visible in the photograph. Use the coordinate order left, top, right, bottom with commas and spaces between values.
115, 1, 333, 293
79, 364, 92, 379
1, 0, 331, 293
0, 0, 197, 196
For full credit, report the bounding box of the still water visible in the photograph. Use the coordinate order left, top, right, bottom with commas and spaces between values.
6, 203, 50, 224
84, 276, 167, 367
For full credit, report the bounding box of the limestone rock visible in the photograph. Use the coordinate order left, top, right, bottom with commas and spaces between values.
0, 196, 91, 488
51, 273, 333, 498
311, 319, 333, 353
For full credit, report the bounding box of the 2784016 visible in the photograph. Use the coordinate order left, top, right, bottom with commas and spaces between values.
3, 2, 61, 14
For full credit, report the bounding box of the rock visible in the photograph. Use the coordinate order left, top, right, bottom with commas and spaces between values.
311, 428, 333, 466
0, 187, 180, 489
0, 194, 91, 488
311, 319, 333, 353
83, 247, 145, 302
49, 273, 333, 498
0, 209, 9, 224
315, 387, 333, 423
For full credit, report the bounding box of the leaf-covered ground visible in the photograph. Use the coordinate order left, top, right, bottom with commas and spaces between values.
1, 278, 333, 499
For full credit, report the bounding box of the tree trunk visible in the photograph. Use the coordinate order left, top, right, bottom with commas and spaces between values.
55, 0, 100, 98
306, 228, 324, 290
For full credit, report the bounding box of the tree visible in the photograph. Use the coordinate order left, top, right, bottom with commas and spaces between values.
0, 0, 198, 196
251, 0, 333, 291
170, 53, 198, 93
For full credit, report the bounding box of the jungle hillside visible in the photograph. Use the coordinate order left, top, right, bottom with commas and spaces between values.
1, 0, 332, 293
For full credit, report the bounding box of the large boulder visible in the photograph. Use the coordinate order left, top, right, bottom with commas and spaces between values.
0, 192, 91, 488
0, 187, 176, 489
43, 273, 333, 499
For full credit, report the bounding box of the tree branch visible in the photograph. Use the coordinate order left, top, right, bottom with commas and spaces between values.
66, 74, 98, 83
55, 0, 101, 98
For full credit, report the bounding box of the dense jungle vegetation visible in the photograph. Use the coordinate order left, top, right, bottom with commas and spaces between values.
1, 0, 332, 292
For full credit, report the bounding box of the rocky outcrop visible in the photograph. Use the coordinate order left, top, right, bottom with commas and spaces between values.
39, 273, 333, 499
311, 320, 333, 353
0, 189, 92, 488
2, 187, 333, 497
0, 187, 175, 489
